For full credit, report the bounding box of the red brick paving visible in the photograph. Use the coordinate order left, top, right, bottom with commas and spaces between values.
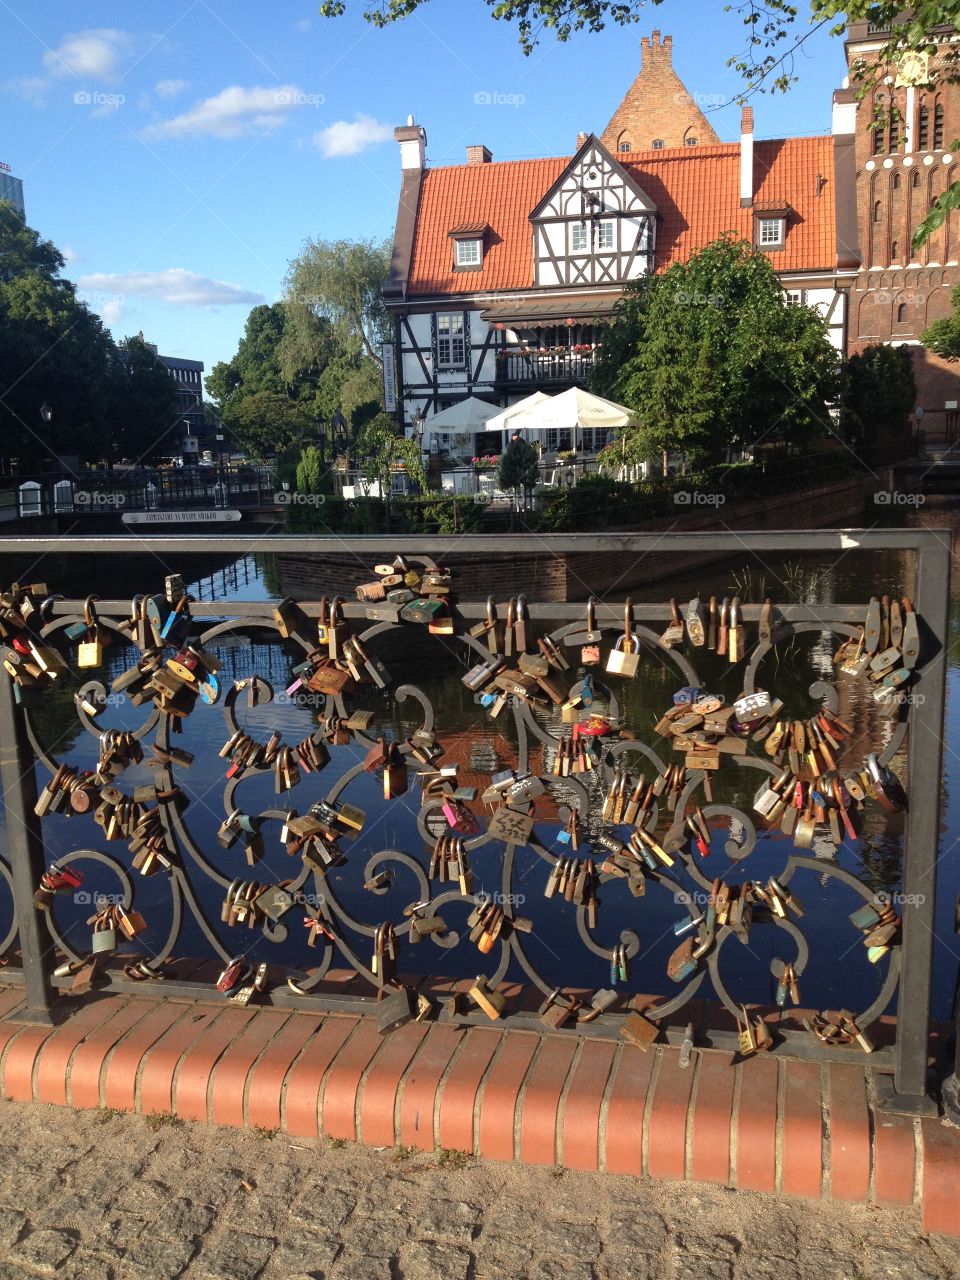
0, 987, 956, 1235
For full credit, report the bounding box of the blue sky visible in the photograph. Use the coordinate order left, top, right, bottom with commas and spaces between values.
1, 1, 846, 387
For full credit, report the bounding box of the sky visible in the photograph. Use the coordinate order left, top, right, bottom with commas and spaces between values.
1, 1, 848, 389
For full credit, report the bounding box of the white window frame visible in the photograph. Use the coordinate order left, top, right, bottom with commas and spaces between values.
652, 139, 665, 150
785, 289, 807, 307
455, 238, 481, 267
596, 219, 615, 250
570, 221, 589, 253
758, 218, 785, 247
436, 312, 466, 368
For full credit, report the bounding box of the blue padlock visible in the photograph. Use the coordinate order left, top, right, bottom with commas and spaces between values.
580, 673, 594, 708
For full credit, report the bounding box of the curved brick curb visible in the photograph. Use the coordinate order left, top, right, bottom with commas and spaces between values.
1, 989, 957, 1238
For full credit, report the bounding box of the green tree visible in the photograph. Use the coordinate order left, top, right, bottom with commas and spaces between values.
355, 412, 427, 496
225, 391, 314, 459
107, 334, 180, 464
206, 304, 289, 412
0, 204, 115, 471
295, 444, 328, 494
921, 284, 960, 360
498, 435, 540, 502
593, 236, 840, 471
841, 343, 916, 458
284, 237, 391, 367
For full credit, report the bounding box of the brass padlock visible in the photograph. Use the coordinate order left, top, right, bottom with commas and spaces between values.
77, 595, 104, 668
606, 599, 640, 678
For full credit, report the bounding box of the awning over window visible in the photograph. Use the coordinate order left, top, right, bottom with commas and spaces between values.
478, 295, 619, 324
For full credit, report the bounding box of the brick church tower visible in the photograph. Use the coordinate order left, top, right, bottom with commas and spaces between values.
846, 18, 960, 439
601, 31, 721, 154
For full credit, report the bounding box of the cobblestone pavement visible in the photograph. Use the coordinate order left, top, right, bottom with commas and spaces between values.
0, 1100, 954, 1279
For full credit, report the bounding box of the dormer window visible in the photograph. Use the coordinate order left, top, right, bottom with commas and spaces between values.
753, 203, 790, 252
449, 222, 488, 271
685, 137, 698, 146
455, 239, 481, 267
652, 139, 665, 149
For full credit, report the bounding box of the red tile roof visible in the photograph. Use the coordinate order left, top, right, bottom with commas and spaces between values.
405, 137, 837, 297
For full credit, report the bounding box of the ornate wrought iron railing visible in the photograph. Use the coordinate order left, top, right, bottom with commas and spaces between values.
0, 531, 950, 1116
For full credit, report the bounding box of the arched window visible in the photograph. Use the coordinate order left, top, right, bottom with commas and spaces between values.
874, 199, 883, 223
619, 142, 631, 152
897, 303, 909, 324
935, 102, 945, 149
918, 102, 930, 150
684, 137, 698, 146
652, 139, 665, 149
893, 171, 901, 189
891, 239, 899, 260
913, 169, 922, 188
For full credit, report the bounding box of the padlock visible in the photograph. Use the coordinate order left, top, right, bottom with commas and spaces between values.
866, 753, 908, 812
91, 911, 118, 953
564, 596, 601, 651
76, 595, 105, 668
606, 599, 640, 678
661, 598, 684, 649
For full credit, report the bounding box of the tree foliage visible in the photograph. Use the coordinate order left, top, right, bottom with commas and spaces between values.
920, 283, 960, 359
0, 205, 178, 471
593, 236, 840, 468
223, 391, 314, 459
355, 411, 427, 495
284, 237, 391, 367
498, 436, 540, 491
841, 343, 916, 449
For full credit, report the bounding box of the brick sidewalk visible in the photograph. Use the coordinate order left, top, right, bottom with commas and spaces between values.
0, 982, 958, 1242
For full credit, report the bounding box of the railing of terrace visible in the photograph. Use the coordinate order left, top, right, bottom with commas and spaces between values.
0, 531, 949, 1116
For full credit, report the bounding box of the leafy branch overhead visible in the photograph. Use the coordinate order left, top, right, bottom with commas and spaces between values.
319, 1, 960, 246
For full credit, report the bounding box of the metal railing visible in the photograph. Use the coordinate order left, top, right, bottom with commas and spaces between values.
493, 350, 598, 388
0, 531, 949, 1115
4, 466, 276, 519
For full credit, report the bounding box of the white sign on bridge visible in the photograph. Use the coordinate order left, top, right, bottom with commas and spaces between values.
122, 509, 242, 525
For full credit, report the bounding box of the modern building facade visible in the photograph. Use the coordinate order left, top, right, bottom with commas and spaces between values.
844, 19, 960, 439
147, 347, 205, 439
385, 33, 859, 456
0, 163, 25, 221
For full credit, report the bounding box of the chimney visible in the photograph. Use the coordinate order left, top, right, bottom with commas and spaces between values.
739, 105, 754, 207
832, 86, 856, 138
466, 144, 493, 165
576, 131, 588, 150
641, 30, 673, 67
394, 115, 427, 171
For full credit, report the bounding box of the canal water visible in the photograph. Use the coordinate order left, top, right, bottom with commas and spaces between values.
1, 505, 957, 1022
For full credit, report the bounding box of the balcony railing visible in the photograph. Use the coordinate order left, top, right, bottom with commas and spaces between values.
494, 350, 597, 388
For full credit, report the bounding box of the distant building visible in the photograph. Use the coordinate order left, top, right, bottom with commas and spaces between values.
145, 345, 205, 441
385, 32, 856, 456
843, 18, 960, 440
0, 162, 25, 221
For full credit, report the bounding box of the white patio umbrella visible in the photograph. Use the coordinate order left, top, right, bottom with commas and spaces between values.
483, 392, 552, 435
501, 387, 634, 450
422, 396, 500, 433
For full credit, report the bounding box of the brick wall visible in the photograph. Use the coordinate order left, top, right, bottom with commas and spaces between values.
277, 475, 867, 602
600, 30, 720, 154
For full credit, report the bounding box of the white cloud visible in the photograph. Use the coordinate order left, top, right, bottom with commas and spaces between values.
312, 114, 393, 158
77, 268, 264, 307
43, 29, 131, 82
101, 298, 125, 327
61, 246, 79, 265
142, 84, 307, 140
154, 78, 189, 99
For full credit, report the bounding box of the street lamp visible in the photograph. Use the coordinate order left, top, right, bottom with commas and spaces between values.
315, 414, 327, 466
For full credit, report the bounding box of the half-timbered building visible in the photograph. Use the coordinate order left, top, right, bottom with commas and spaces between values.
384, 32, 859, 457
